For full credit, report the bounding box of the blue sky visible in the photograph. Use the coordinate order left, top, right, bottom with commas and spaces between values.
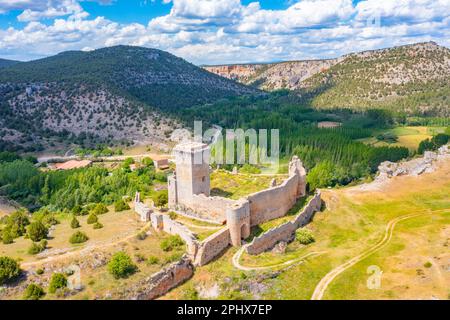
0, 0, 448, 64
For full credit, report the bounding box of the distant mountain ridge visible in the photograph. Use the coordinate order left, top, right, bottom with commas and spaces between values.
0, 58, 20, 68
204, 42, 450, 116
0, 46, 256, 110
204, 58, 341, 90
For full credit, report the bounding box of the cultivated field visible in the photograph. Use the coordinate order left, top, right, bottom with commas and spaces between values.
358, 126, 445, 151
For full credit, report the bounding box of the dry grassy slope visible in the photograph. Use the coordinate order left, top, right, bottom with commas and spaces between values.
6, 85, 175, 144
204, 42, 450, 116
303, 42, 450, 115
0, 46, 258, 151
162, 157, 450, 300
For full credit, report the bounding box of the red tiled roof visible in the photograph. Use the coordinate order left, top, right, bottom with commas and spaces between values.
54, 160, 92, 170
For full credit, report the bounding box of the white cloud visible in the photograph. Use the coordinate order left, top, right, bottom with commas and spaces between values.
0, 0, 449, 64
0, 0, 47, 14
355, 0, 450, 23
18, 0, 86, 21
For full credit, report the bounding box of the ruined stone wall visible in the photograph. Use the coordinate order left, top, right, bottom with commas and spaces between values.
134, 202, 152, 222
293, 192, 322, 227
246, 192, 322, 255
246, 222, 296, 255
247, 174, 300, 226
194, 227, 231, 266
131, 255, 194, 300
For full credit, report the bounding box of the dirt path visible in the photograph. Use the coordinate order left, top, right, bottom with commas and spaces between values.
232, 245, 326, 271
310, 209, 448, 300
21, 223, 151, 270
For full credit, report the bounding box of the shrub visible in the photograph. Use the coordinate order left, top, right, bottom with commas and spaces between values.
93, 222, 103, 230
36, 268, 44, 275
164, 252, 183, 264
6, 211, 30, 237
160, 235, 184, 252
136, 231, 147, 240
376, 132, 398, 143
70, 217, 80, 229
107, 252, 138, 279
28, 240, 47, 255
42, 215, 59, 226
146, 256, 159, 265
27, 221, 48, 242
23, 284, 45, 300
134, 253, 145, 263
1, 230, 13, 244
296, 228, 315, 245
154, 172, 167, 182
154, 192, 168, 208
48, 273, 67, 293
86, 213, 98, 225
69, 231, 89, 244
239, 164, 262, 174
0, 256, 21, 285
28, 243, 41, 255
183, 286, 199, 300
92, 203, 109, 215
168, 212, 178, 220
307, 161, 335, 190
72, 205, 82, 216
114, 200, 130, 212
424, 261, 432, 268
142, 157, 154, 168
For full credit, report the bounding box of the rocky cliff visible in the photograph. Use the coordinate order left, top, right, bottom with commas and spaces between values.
204, 59, 339, 91
204, 42, 450, 116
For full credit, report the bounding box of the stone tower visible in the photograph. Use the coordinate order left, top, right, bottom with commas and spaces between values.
288, 156, 307, 197
168, 142, 211, 207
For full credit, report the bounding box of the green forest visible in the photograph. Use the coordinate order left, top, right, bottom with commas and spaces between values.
178, 92, 448, 189
0, 152, 167, 212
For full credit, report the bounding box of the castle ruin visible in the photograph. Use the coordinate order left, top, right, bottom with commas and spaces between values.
168, 141, 308, 248
130, 139, 320, 299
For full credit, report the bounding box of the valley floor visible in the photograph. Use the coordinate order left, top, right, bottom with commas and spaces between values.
1, 156, 448, 300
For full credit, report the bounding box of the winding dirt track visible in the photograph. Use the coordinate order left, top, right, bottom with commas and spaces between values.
21, 223, 151, 270
230, 209, 447, 300
232, 246, 326, 271
310, 209, 448, 300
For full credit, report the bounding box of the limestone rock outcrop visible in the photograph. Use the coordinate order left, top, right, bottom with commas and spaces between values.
377, 145, 449, 180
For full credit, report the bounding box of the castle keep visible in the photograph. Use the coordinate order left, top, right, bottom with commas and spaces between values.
168, 141, 308, 248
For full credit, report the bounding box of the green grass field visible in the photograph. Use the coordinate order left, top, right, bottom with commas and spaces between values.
210, 170, 286, 200
357, 126, 443, 151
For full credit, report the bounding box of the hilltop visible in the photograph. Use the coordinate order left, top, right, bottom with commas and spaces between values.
204, 42, 450, 116
0, 58, 19, 68
0, 46, 257, 152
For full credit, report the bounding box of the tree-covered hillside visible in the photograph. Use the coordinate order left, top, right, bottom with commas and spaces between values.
179, 92, 415, 188
0, 59, 19, 69
0, 46, 257, 152
205, 42, 450, 117
0, 46, 256, 110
